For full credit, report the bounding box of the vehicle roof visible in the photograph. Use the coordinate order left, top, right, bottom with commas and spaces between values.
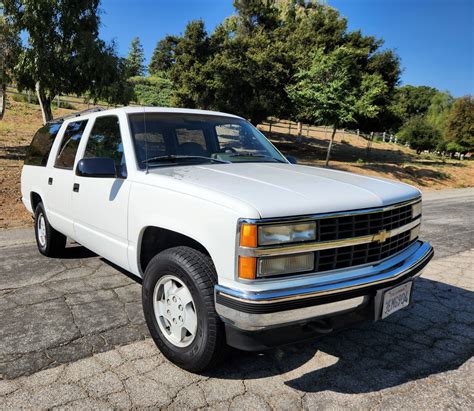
50, 106, 244, 125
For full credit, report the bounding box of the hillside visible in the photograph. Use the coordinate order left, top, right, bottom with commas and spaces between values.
1, 96, 473, 229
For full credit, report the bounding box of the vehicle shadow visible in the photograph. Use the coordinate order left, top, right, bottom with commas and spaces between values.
62, 244, 143, 284
57, 243, 98, 259
207, 277, 473, 394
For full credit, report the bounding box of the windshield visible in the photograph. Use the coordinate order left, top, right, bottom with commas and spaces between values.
128, 113, 287, 168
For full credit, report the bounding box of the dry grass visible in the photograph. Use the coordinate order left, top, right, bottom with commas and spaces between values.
261, 122, 474, 191
1, 98, 472, 229
0, 98, 73, 228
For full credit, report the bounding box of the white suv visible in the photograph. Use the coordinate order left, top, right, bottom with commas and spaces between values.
21, 107, 433, 371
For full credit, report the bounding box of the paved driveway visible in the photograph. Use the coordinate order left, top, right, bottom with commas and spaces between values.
0, 188, 473, 408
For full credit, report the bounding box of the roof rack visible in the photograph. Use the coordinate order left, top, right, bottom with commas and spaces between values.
47, 107, 105, 124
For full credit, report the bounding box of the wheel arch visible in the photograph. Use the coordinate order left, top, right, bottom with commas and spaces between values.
30, 191, 43, 211
138, 225, 212, 274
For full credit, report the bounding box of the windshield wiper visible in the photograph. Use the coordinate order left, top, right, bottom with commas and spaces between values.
229, 152, 286, 163
142, 155, 230, 165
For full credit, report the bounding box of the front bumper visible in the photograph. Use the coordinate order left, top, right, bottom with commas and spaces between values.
215, 240, 433, 338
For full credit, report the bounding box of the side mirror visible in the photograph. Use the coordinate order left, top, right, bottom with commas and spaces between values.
76, 157, 117, 178
286, 155, 298, 164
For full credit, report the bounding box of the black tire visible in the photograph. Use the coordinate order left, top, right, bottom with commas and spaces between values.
34, 202, 67, 257
142, 246, 227, 372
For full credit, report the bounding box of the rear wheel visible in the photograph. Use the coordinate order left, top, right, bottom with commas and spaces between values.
34, 202, 66, 257
142, 246, 227, 372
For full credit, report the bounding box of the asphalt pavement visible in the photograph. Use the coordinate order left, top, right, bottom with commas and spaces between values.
0, 188, 473, 409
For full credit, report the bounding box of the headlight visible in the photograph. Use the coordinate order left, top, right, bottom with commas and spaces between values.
412, 201, 422, 219
258, 253, 314, 277
258, 221, 316, 246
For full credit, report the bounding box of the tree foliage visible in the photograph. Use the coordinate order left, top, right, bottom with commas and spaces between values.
426, 91, 453, 136
392, 85, 438, 122
149, 35, 179, 75
150, 0, 399, 128
3, 0, 132, 123
445, 96, 474, 153
129, 75, 173, 106
0, 1, 21, 119
287, 46, 388, 164
126, 37, 145, 77
398, 116, 441, 154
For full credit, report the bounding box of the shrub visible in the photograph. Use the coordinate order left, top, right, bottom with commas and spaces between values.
398, 116, 441, 154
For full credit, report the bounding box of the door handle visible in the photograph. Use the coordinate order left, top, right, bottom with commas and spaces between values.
48, 177, 53, 185
73, 183, 80, 193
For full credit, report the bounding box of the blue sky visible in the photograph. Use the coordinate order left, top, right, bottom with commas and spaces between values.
100, 0, 473, 96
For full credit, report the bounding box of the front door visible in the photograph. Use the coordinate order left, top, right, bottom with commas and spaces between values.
72, 115, 130, 270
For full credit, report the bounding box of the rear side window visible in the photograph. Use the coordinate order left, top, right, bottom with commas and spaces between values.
24, 123, 62, 166
54, 120, 88, 169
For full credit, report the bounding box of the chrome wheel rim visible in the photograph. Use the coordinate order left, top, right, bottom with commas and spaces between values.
153, 275, 197, 348
37, 214, 47, 248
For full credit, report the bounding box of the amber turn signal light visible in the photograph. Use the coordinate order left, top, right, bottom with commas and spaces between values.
238, 256, 256, 280
240, 224, 257, 248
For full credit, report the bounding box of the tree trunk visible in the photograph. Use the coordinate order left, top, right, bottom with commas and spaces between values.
36, 82, 53, 124
0, 83, 6, 121
325, 125, 337, 166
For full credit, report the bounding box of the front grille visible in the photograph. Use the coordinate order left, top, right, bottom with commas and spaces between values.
315, 231, 414, 272
318, 203, 413, 241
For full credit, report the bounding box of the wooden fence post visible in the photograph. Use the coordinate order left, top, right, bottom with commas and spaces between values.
288, 121, 292, 135
296, 121, 303, 143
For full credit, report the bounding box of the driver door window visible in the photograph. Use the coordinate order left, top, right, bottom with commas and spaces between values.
84, 115, 126, 176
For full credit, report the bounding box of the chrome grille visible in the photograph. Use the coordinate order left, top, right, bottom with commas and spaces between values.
318, 203, 413, 241
315, 231, 414, 272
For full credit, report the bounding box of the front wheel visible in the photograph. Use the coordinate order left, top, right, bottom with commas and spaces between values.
142, 246, 227, 372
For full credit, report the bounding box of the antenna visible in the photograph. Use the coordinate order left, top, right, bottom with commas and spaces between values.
143, 105, 149, 174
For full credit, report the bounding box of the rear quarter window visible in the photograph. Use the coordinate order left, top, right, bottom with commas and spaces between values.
24, 123, 62, 167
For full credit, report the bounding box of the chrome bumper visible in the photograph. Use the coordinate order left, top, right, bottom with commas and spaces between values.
215, 240, 434, 331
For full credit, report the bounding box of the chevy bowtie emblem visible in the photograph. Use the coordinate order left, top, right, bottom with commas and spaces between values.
374, 229, 390, 243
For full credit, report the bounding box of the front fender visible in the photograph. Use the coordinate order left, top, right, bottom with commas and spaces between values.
127, 182, 251, 285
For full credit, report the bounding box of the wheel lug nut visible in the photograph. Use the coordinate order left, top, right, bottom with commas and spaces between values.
167, 299, 170, 305
179, 316, 183, 322
173, 296, 177, 302
178, 305, 183, 311
173, 318, 177, 324
167, 309, 170, 315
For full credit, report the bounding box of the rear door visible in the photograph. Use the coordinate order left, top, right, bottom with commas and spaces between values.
46, 119, 89, 238
72, 115, 131, 269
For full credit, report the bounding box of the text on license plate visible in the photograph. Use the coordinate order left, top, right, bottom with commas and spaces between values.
382, 282, 413, 319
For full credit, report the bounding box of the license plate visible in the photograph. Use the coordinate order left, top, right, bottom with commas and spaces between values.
381, 282, 412, 319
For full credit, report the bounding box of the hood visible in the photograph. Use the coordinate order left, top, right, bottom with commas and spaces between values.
147, 163, 421, 219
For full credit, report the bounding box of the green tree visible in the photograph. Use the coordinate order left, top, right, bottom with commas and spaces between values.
170, 20, 212, 109
445, 96, 474, 153
0, 1, 20, 120
149, 35, 179, 76
392, 85, 438, 122
152, 0, 399, 130
426, 90, 453, 139
398, 116, 440, 154
126, 37, 145, 77
87, 47, 135, 106
3, 0, 130, 123
129, 75, 173, 106
287, 46, 388, 165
